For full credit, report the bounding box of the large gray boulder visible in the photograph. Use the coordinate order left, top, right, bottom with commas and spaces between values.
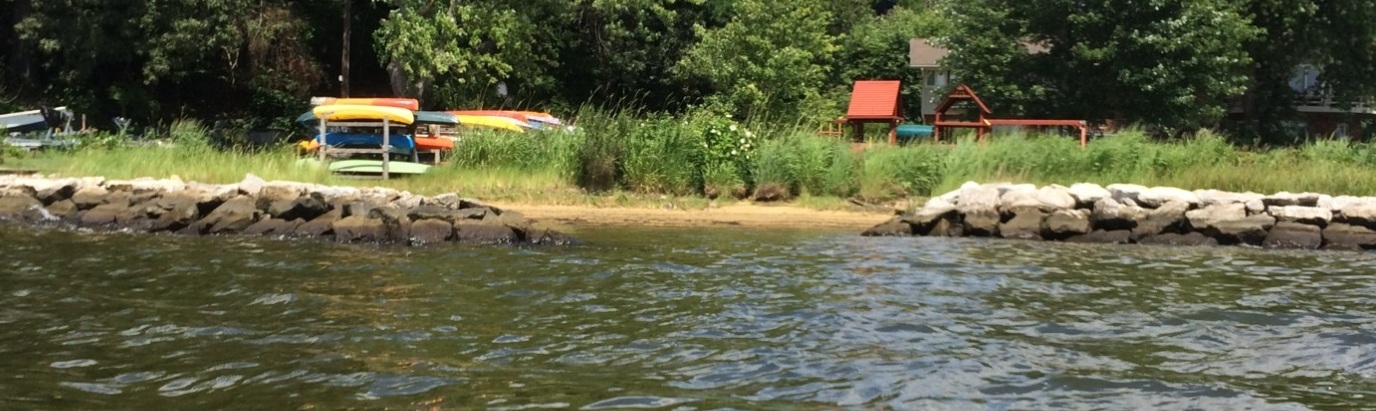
269, 193, 329, 221
1263, 192, 1321, 207
999, 209, 1045, 240
201, 196, 262, 234
258, 182, 305, 204
238, 173, 267, 196
390, 193, 425, 210
1269, 206, 1332, 227
0, 195, 46, 221
1043, 209, 1091, 237
1106, 183, 1149, 205
1034, 185, 1077, 211
1132, 201, 1189, 239
71, 186, 110, 210
1263, 222, 1322, 250
454, 222, 519, 244
957, 185, 1001, 236
1339, 204, 1376, 229
45, 200, 78, 220
425, 193, 463, 209
79, 203, 135, 227
368, 206, 413, 242
332, 215, 388, 243
1327, 196, 1370, 215
901, 198, 964, 237
1068, 183, 1111, 207
998, 185, 1041, 210
294, 208, 343, 237
1195, 189, 1262, 207
1090, 198, 1145, 231
1210, 215, 1277, 246
410, 219, 455, 243
1186, 203, 1247, 231
1137, 187, 1199, 208
30, 178, 77, 205
1323, 223, 1376, 251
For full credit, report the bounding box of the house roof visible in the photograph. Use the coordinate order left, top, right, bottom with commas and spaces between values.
909, 39, 949, 68
846, 80, 903, 121
909, 38, 1050, 68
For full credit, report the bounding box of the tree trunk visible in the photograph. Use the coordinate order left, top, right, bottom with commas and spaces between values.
8, 0, 34, 85
341, 0, 351, 97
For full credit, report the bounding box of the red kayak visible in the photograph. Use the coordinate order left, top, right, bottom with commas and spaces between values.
414, 134, 454, 151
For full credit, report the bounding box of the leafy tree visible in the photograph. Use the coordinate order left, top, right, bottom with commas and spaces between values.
554, 0, 730, 111
12, 0, 321, 125
830, 6, 949, 119
373, 0, 557, 107
1238, 0, 1376, 143
941, 0, 1260, 134
678, 0, 840, 120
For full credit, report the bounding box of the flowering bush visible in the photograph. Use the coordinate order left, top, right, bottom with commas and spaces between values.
698, 114, 757, 191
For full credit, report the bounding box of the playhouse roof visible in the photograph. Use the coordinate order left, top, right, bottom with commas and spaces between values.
846, 80, 902, 121
935, 84, 992, 115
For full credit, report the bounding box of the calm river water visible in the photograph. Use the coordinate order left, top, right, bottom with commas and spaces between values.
3, 225, 1376, 410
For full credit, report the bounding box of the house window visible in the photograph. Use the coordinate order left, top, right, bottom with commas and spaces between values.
1336, 123, 1350, 138
926, 70, 949, 87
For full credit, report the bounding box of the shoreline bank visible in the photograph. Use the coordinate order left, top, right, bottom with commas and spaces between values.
0, 173, 573, 246
865, 182, 1376, 251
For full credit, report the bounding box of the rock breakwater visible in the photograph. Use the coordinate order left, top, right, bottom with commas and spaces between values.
864, 182, 1376, 251
0, 173, 574, 246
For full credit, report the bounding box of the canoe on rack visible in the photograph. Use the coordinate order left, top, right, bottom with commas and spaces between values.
412, 111, 460, 151
311, 97, 420, 111
328, 159, 431, 175
312, 105, 415, 124
449, 113, 528, 132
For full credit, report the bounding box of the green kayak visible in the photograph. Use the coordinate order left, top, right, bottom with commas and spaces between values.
327, 159, 431, 175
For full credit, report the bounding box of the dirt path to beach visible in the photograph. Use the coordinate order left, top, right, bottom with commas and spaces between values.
492, 202, 897, 231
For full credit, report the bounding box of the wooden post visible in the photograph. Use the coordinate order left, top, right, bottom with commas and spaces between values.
382, 118, 391, 180
318, 114, 327, 162
1079, 122, 1088, 149
933, 112, 942, 143
888, 120, 898, 145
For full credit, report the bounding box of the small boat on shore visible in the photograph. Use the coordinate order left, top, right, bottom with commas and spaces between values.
449, 113, 529, 132
412, 111, 458, 152
311, 97, 420, 111
328, 159, 431, 175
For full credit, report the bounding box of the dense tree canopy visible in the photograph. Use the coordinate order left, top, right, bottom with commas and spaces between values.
1, 0, 1375, 142
940, 0, 1259, 134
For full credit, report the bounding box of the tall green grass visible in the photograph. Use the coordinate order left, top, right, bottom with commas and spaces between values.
20, 114, 1376, 204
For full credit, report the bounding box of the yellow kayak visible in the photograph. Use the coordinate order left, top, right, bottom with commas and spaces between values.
452, 114, 526, 132
312, 97, 420, 111
312, 105, 415, 125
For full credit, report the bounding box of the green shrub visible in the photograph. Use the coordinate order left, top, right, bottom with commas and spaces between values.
621, 116, 705, 195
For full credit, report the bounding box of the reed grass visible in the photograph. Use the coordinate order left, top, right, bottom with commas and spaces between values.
17, 114, 1376, 208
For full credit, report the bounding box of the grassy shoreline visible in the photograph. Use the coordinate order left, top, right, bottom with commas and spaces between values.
11, 114, 1376, 212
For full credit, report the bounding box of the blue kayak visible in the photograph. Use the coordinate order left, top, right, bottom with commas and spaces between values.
315, 132, 416, 154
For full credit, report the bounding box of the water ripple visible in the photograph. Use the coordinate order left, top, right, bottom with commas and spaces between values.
5, 226, 1376, 410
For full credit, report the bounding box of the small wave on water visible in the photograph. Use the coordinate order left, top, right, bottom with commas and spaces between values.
3, 226, 1376, 410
